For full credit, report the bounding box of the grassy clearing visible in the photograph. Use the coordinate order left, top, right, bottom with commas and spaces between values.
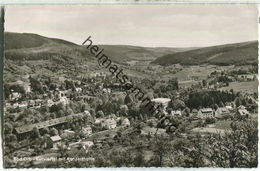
212, 120, 232, 130
219, 81, 258, 93
161, 65, 233, 81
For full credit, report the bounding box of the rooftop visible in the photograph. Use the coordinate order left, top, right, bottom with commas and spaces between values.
151, 98, 171, 104
50, 135, 62, 142
15, 113, 85, 134
200, 108, 213, 113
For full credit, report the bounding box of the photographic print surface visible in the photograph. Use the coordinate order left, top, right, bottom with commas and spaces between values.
2, 4, 258, 168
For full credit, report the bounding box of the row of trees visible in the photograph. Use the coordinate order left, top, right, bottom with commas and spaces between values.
86, 120, 257, 168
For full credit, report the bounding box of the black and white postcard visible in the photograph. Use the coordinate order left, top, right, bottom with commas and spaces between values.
0, 3, 258, 169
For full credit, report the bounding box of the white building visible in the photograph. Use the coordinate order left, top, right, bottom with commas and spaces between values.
61, 130, 75, 139
49, 135, 62, 150
198, 108, 214, 119
121, 118, 130, 127
215, 107, 230, 118
151, 98, 171, 110
9, 92, 21, 101
101, 118, 117, 130
171, 110, 182, 116
141, 127, 168, 137
82, 126, 92, 137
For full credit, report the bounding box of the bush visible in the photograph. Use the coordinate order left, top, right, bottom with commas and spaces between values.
205, 117, 216, 124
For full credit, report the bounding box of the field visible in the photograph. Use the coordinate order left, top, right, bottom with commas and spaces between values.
219, 81, 258, 93
211, 120, 232, 130
160, 65, 234, 81
191, 120, 232, 136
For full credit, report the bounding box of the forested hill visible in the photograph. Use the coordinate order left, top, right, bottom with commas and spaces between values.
152, 41, 258, 66
4, 32, 93, 63
98, 45, 195, 63
4, 32, 192, 63
5, 32, 78, 50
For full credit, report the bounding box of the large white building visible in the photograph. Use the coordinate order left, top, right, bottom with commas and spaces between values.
198, 108, 214, 119
151, 98, 171, 110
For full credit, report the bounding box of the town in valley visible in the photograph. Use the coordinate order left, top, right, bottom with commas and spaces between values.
3, 32, 258, 168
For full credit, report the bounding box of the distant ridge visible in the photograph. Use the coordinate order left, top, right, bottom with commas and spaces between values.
152, 41, 258, 66
5, 32, 257, 66
5, 32, 77, 50
4, 32, 193, 63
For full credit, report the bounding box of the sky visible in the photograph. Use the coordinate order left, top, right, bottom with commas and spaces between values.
5, 5, 258, 47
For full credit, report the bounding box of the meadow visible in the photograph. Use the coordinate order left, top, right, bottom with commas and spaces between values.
219, 80, 258, 93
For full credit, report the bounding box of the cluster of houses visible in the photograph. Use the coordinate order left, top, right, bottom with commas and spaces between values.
151, 98, 251, 120
6, 88, 71, 111
4, 69, 256, 164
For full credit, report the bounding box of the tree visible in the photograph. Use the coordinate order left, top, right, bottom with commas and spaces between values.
168, 78, 179, 90
50, 128, 59, 136
124, 94, 133, 105
119, 105, 129, 116
5, 133, 17, 143
41, 127, 50, 135
96, 110, 105, 118
29, 76, 44, 94
205, 117, 216, 124
89, 109, 96, 117
134, 151, 146, 167
66, 108, 74, 116
209, 120, 257, 167
50, 113, 56, 119
4, 123, 13, 134
202, 80, 207, 87
219, 101, 224, 107
171, 99, 185, 110
50, 103, 64, 113
31, 127, 40, 139
183, 107, 191, 117
235, 97, 242, 107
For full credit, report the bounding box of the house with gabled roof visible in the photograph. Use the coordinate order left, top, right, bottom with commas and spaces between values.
215, 107, 230, 118
198, 108, 214, 119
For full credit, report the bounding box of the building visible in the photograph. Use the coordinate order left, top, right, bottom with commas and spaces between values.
59, 96, 69, 106
49, 135, 62, 149
69, 141, 94, 152
61, 130, 75, 139
191, 109, 198, 116
101, 118, 117, 130
151, 98, 171, 110
35, 99, 43, 108
27, 99, 43, 108
237, 74, 256, 81
215, 107, 230, 118
140, 127, 168, 137
76, 87, 82, 92
198, 108, 214, 119
82, 126, 92, 137
237, 106, 250, 116
9, 92, 21, 101
7, 80, 31, 94
226, 105, 233, 111
171, 110, 182, 116
14, 113, 85, 139
46, 99, 54, 107
121, 118, 130, 127
81, 141, 94, 149
7, 101, 28, 109
238, 105, 246, 110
